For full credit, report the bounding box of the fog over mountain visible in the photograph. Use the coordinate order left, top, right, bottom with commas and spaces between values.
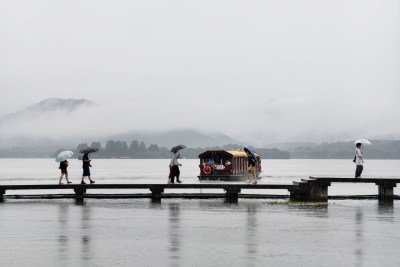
0, 98, 94, 124
0, 97, 400, 149
0, 98, 243, 148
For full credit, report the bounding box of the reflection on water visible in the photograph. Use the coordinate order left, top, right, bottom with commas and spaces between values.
378, 200, 394, 215
168, 203, 181, 264
288, 203, 329, 218
246, 203, 257, 264
80, 205, 91, 261
1, 199, 400, 266
58, 204, 69, 263
354, 208, 364, 266
75, 198, 85, 206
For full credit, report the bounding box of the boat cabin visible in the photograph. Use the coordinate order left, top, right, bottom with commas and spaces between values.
198, 150, 261, 180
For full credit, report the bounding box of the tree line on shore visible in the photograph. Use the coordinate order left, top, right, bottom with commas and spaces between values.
52, 140, 291, 159
286, 140, 400, 159
2, 139, 400, 159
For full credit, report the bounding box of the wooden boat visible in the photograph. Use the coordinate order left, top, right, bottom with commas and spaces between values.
198, 150, 262, 181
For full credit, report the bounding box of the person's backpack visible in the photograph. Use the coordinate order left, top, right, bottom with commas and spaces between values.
353, 150, 356, 163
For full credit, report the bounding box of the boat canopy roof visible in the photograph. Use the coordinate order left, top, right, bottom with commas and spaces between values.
226, 150, 260, 158
198, 150, 260, 158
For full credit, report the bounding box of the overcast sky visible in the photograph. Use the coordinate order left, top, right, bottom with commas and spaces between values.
1, 0, 399, 144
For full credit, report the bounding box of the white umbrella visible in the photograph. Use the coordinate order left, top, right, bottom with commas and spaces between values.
55, 150, 74, 162
354, 139, 371, 155
354, 139, 371, 145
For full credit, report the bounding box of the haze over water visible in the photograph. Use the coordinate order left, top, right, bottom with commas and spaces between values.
1, 159, 399, 266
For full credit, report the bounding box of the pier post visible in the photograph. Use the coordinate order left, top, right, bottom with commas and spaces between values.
290, 181, 329, 202
377, 182, 396, 201
224, 187, 241, 203
150, 186, 164, 202
0, 188, 5, 201
74, 188, 87, 201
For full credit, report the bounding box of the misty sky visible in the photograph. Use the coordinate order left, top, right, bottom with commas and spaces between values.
1, 0, 399, 144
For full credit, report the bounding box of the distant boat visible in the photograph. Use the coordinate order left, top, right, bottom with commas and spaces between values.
198, 150, 262, 181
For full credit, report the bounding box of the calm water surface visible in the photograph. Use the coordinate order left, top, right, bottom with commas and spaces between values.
0, 159, 399, 266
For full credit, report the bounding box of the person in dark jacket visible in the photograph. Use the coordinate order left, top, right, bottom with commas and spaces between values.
246, 151, 257, 184
81, 153, 95, 184
59, 160, 71, 184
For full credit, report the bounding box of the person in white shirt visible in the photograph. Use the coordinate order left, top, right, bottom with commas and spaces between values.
355, 143, 364, 178
169, 152, 183, 184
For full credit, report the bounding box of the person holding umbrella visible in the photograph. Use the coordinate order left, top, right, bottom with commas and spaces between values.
244, 147, 258, 184
169, 145, 185, 184
81, 153, 95, 184
59, 160, 71, 184
80, 147, 98, 184
355, 143, 365, 178
55, 150, 74, 184
353, 139, 370, 178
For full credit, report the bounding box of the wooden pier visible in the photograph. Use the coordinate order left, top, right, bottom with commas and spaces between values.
0, 177, 399, 203
290, 177, 400, 202
0, 183, 295, 203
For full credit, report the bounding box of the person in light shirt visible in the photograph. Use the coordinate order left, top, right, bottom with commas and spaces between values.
169, 151, 183, 184
355, 143, 364, 178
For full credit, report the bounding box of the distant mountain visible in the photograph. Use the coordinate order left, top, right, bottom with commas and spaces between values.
0, 98, 245, 149
0, 98, 95, 124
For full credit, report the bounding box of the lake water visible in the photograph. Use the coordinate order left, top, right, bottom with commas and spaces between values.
1, 159, 399, 266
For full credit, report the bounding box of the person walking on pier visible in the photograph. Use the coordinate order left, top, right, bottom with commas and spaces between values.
245, 150, 258, 184
169, 151, 183, 184
59, 160, 71, 184
355, 143, 364, 178
81, 153, 95, 184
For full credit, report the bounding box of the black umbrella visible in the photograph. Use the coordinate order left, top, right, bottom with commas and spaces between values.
171, 144, 186, 153
80, 147, 99, 154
